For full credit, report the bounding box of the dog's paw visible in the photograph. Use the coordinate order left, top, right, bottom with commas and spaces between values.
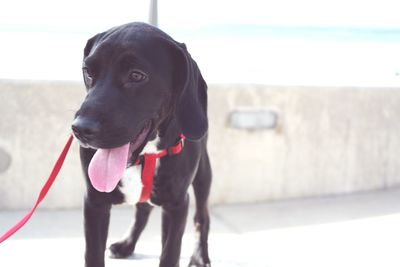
188, 257, 211, 267
108, 240, 135, 259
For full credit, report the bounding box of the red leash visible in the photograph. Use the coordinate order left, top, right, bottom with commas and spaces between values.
0, 134, 74, 244
0, 133, 185, 243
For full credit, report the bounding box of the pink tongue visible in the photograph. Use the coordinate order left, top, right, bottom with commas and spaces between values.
88, 143, 130, 192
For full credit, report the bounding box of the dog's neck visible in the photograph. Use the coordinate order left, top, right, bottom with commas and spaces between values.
157, 115, 182, 150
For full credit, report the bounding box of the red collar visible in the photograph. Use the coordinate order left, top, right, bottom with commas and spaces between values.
135, 134, 185, 203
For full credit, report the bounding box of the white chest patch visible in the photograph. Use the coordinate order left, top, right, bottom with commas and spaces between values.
119, 137, 160, 205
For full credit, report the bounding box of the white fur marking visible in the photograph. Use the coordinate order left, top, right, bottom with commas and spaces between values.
142, 136, 160, 153
120, 166, 143, 205
119, 137, 161, 205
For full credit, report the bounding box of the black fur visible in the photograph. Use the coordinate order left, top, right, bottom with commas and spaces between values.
72, 22, 212, 267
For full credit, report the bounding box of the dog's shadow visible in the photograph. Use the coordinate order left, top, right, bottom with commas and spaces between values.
108, 252, 159, 261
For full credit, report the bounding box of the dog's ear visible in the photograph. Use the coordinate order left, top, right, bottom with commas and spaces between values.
171, 42, 208, 141
83, 32, 106, 59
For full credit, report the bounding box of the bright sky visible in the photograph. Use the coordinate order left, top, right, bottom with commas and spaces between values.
1, 0, 399, 85
1, 0, 400, 29
159, 0, 400, 28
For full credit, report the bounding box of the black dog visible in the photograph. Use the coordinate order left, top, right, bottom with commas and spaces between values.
71, 22, 211, 267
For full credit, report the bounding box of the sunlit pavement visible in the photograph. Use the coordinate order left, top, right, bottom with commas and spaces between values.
1, 187, 400, 267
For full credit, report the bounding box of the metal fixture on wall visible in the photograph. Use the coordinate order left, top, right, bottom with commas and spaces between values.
229, 108, 278, 130
0, 147, 11, 174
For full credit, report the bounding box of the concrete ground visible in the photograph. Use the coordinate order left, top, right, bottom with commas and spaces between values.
1, 187, 400, 267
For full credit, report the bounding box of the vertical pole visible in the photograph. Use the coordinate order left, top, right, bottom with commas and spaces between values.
149, 0, 158, 27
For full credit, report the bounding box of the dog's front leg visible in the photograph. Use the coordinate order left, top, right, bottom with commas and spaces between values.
84, 199, 111, 267
160, 194, 189, 267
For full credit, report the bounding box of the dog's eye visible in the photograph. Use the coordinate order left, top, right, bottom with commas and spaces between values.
82, 68, 94, 88
129, 70, 147, 82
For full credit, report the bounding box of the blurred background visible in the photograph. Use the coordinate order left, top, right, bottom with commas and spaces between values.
1, 1, 400, 266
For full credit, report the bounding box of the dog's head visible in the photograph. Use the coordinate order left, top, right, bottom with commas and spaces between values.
72, 22, 207, 192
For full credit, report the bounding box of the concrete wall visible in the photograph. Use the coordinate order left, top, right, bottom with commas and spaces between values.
0, 80, 399, 209
209, 85, 400, 204
0, 80, 84, 209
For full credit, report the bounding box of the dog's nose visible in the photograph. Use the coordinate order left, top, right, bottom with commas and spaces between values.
71, 117, 100, 140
